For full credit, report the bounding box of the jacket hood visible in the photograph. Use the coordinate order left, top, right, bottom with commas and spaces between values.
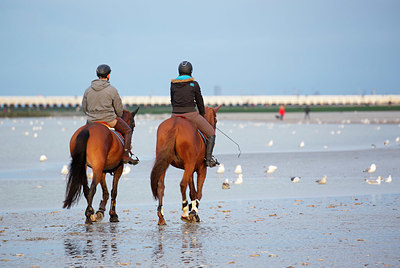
91, 79, 110, 91
171, 75, 195, 84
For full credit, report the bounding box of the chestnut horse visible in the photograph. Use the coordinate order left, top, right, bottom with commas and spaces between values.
150, 105, 221, 225
63, 108, 139, 224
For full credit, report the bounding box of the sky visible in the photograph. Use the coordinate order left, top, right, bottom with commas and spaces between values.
0, 0, 399, 97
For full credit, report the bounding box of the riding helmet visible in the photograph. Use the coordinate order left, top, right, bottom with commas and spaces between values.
178, 61, 193, 75
96, 64, 111, 78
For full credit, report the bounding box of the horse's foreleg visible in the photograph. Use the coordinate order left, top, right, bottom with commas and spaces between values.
157, 172, 167, 225
109, 165, 123, 223
95, 173, 108, 222
184, 168, 200, 222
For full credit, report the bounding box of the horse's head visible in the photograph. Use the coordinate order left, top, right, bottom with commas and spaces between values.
122, 107, 140, 130
204, 105, 222, 128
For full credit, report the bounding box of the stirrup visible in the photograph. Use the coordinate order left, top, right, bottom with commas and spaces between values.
123, 151, 139, 165
206, 156, 219, 167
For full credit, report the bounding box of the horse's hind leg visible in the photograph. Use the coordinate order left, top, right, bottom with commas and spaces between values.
85, 169, 102, 224
95, 172, 108, 222
157, 171, 167, 225
109, 165, 123, 222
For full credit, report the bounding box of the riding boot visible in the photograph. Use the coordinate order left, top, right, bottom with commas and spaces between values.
205, 135, 219, 167
114, 118, 138, 165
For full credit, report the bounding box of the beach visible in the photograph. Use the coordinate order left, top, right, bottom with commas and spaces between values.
0, 111, 399, 267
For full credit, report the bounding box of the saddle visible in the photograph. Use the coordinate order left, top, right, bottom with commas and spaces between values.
94, 121, 125, 146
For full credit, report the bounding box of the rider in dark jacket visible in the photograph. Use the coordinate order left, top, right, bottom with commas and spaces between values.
170, 61, 218, 167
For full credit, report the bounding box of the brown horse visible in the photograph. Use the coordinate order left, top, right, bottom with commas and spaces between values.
150, 105, 221, 225
63, 108, 139, 224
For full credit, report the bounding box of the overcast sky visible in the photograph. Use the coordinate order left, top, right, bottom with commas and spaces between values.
1, 0, 399, 97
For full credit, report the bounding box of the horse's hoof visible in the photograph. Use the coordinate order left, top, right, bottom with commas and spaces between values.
85, 218, 93, 225
110, 215, 119, 222
158, 219, 166, 225
90, 214, 97, 222
181, 216, 190, 222
95, 211, 104, 222
189, 211, 200, 222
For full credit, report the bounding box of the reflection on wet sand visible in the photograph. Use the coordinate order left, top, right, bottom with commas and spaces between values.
64, 223, 119, 266
151, 223, 208, 266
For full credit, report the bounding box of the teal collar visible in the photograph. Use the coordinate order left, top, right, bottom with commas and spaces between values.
176, 75, 192, 80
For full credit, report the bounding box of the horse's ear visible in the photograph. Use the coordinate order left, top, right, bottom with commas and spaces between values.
214, 105, 222, 113
131, 107, 140, 117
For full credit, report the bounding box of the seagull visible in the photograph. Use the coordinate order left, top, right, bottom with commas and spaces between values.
222, 178, 230, 189
217, 163, 225, 174
371, 144, 376, 149
265, 165, 277, 174
234, 165, 242, 175
266, 140, 274, 147
384, 140, 389, 147
384, 175, 392, 183
40, 155, 47, 162
299, 141, 305, 148
291, 176, 301, 183
316, 175, 327, 184
122, 165, 131, 176
365, 176, 383, 185
61, 165, 69, 175
234, 174, 243, 184
363, 163, 377, 173
395, 137, 400, 143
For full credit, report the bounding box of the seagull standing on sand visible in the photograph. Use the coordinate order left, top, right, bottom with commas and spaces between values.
234, 165, 242, 175
291, 176, 301, 183
384, 140, 389, 147
299, 141, 305, 148
217, 163, 225, 174
234, 174, 243, 184
365, 176, 383, 185
122, 165, 131, 176
61, 165, 69, 175
265, 165, 277, 174
316, 175, 327, 184
363, 163, 377, 173
222, 178, 230, 189
384, 175, 392, 183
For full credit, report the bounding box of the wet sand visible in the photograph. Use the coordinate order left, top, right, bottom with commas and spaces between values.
1, 111, 400, 267
1, 195, 399, 267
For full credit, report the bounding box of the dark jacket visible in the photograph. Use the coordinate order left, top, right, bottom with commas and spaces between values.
170, 75, 205, 115
82, 79, 123, 123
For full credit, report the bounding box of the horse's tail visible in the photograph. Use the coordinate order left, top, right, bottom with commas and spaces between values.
150, 128, 176, 200
63, 129, 89, 209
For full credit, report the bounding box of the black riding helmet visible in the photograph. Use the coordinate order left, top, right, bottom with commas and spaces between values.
178, 61, 193, 75
96, 64, 111, 78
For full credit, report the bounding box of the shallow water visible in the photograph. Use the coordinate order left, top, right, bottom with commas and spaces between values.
0, 115, 400, 266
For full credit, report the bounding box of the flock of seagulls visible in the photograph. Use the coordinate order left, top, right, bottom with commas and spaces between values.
363, 163, 392, 184
221, 164, 244, 189
217, 160, 393, 189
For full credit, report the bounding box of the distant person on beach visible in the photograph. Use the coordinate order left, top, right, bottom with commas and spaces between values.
304, 105, 311, 120
278, 105, 285, 120
82, 64, 137, 165
170, 60, 218, 167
